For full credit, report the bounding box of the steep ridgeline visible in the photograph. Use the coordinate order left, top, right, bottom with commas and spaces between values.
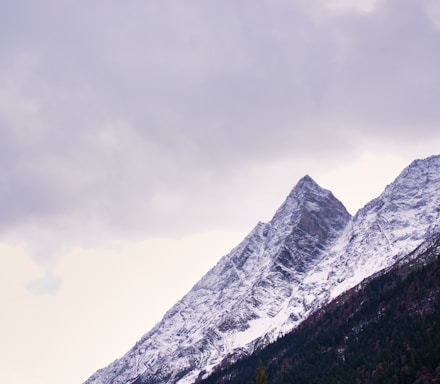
85, 154, 440, 384
85, 176, 351, 384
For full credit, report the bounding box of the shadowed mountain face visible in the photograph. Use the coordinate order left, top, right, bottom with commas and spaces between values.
85, 155, 440, 384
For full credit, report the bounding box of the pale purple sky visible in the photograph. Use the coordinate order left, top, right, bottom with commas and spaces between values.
1, 1, 440, 383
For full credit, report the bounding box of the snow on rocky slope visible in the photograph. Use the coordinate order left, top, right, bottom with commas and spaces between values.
85, 155, 440, 384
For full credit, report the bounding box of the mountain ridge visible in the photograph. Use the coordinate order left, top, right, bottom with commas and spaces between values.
85, 154, 440, 384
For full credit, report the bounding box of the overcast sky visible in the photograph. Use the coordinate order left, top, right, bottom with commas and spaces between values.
1, 1, 440, 383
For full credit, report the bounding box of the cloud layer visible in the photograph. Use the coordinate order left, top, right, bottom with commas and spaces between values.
1, 0, 440, 267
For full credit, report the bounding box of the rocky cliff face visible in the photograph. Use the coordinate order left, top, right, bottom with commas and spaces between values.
85, 155, 440, 384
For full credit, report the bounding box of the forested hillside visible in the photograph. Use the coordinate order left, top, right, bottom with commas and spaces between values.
199, 236, 440, 384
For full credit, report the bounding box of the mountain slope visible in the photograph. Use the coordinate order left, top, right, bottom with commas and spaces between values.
199, 233, 440, 384
86, 176, 351, 384
85, 154, 440, 384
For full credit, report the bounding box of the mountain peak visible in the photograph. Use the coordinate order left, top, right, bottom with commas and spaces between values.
277, 175, 328, 213
292, 174, 321, 193
297, 174, 317, 184
271, 175, 350, 228
266, 176, 351, 268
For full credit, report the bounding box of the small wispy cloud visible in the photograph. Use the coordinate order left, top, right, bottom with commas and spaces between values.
26, 269, 63, 296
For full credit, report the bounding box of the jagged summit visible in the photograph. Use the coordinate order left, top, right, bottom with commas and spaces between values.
292, 174, 318, 189
271, 174, 348, 219
270, 175, 351, 244
280, 174, 327, 203
85, 155, 440, 384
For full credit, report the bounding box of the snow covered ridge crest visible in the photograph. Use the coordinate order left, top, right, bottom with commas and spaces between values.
84, 154, 440, 384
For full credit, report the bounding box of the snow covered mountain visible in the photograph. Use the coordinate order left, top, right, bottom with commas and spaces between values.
85, 155, 440, 384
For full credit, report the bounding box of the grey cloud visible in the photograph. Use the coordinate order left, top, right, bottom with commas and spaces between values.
1, 0, 440, 265
321, 0, 440, 133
